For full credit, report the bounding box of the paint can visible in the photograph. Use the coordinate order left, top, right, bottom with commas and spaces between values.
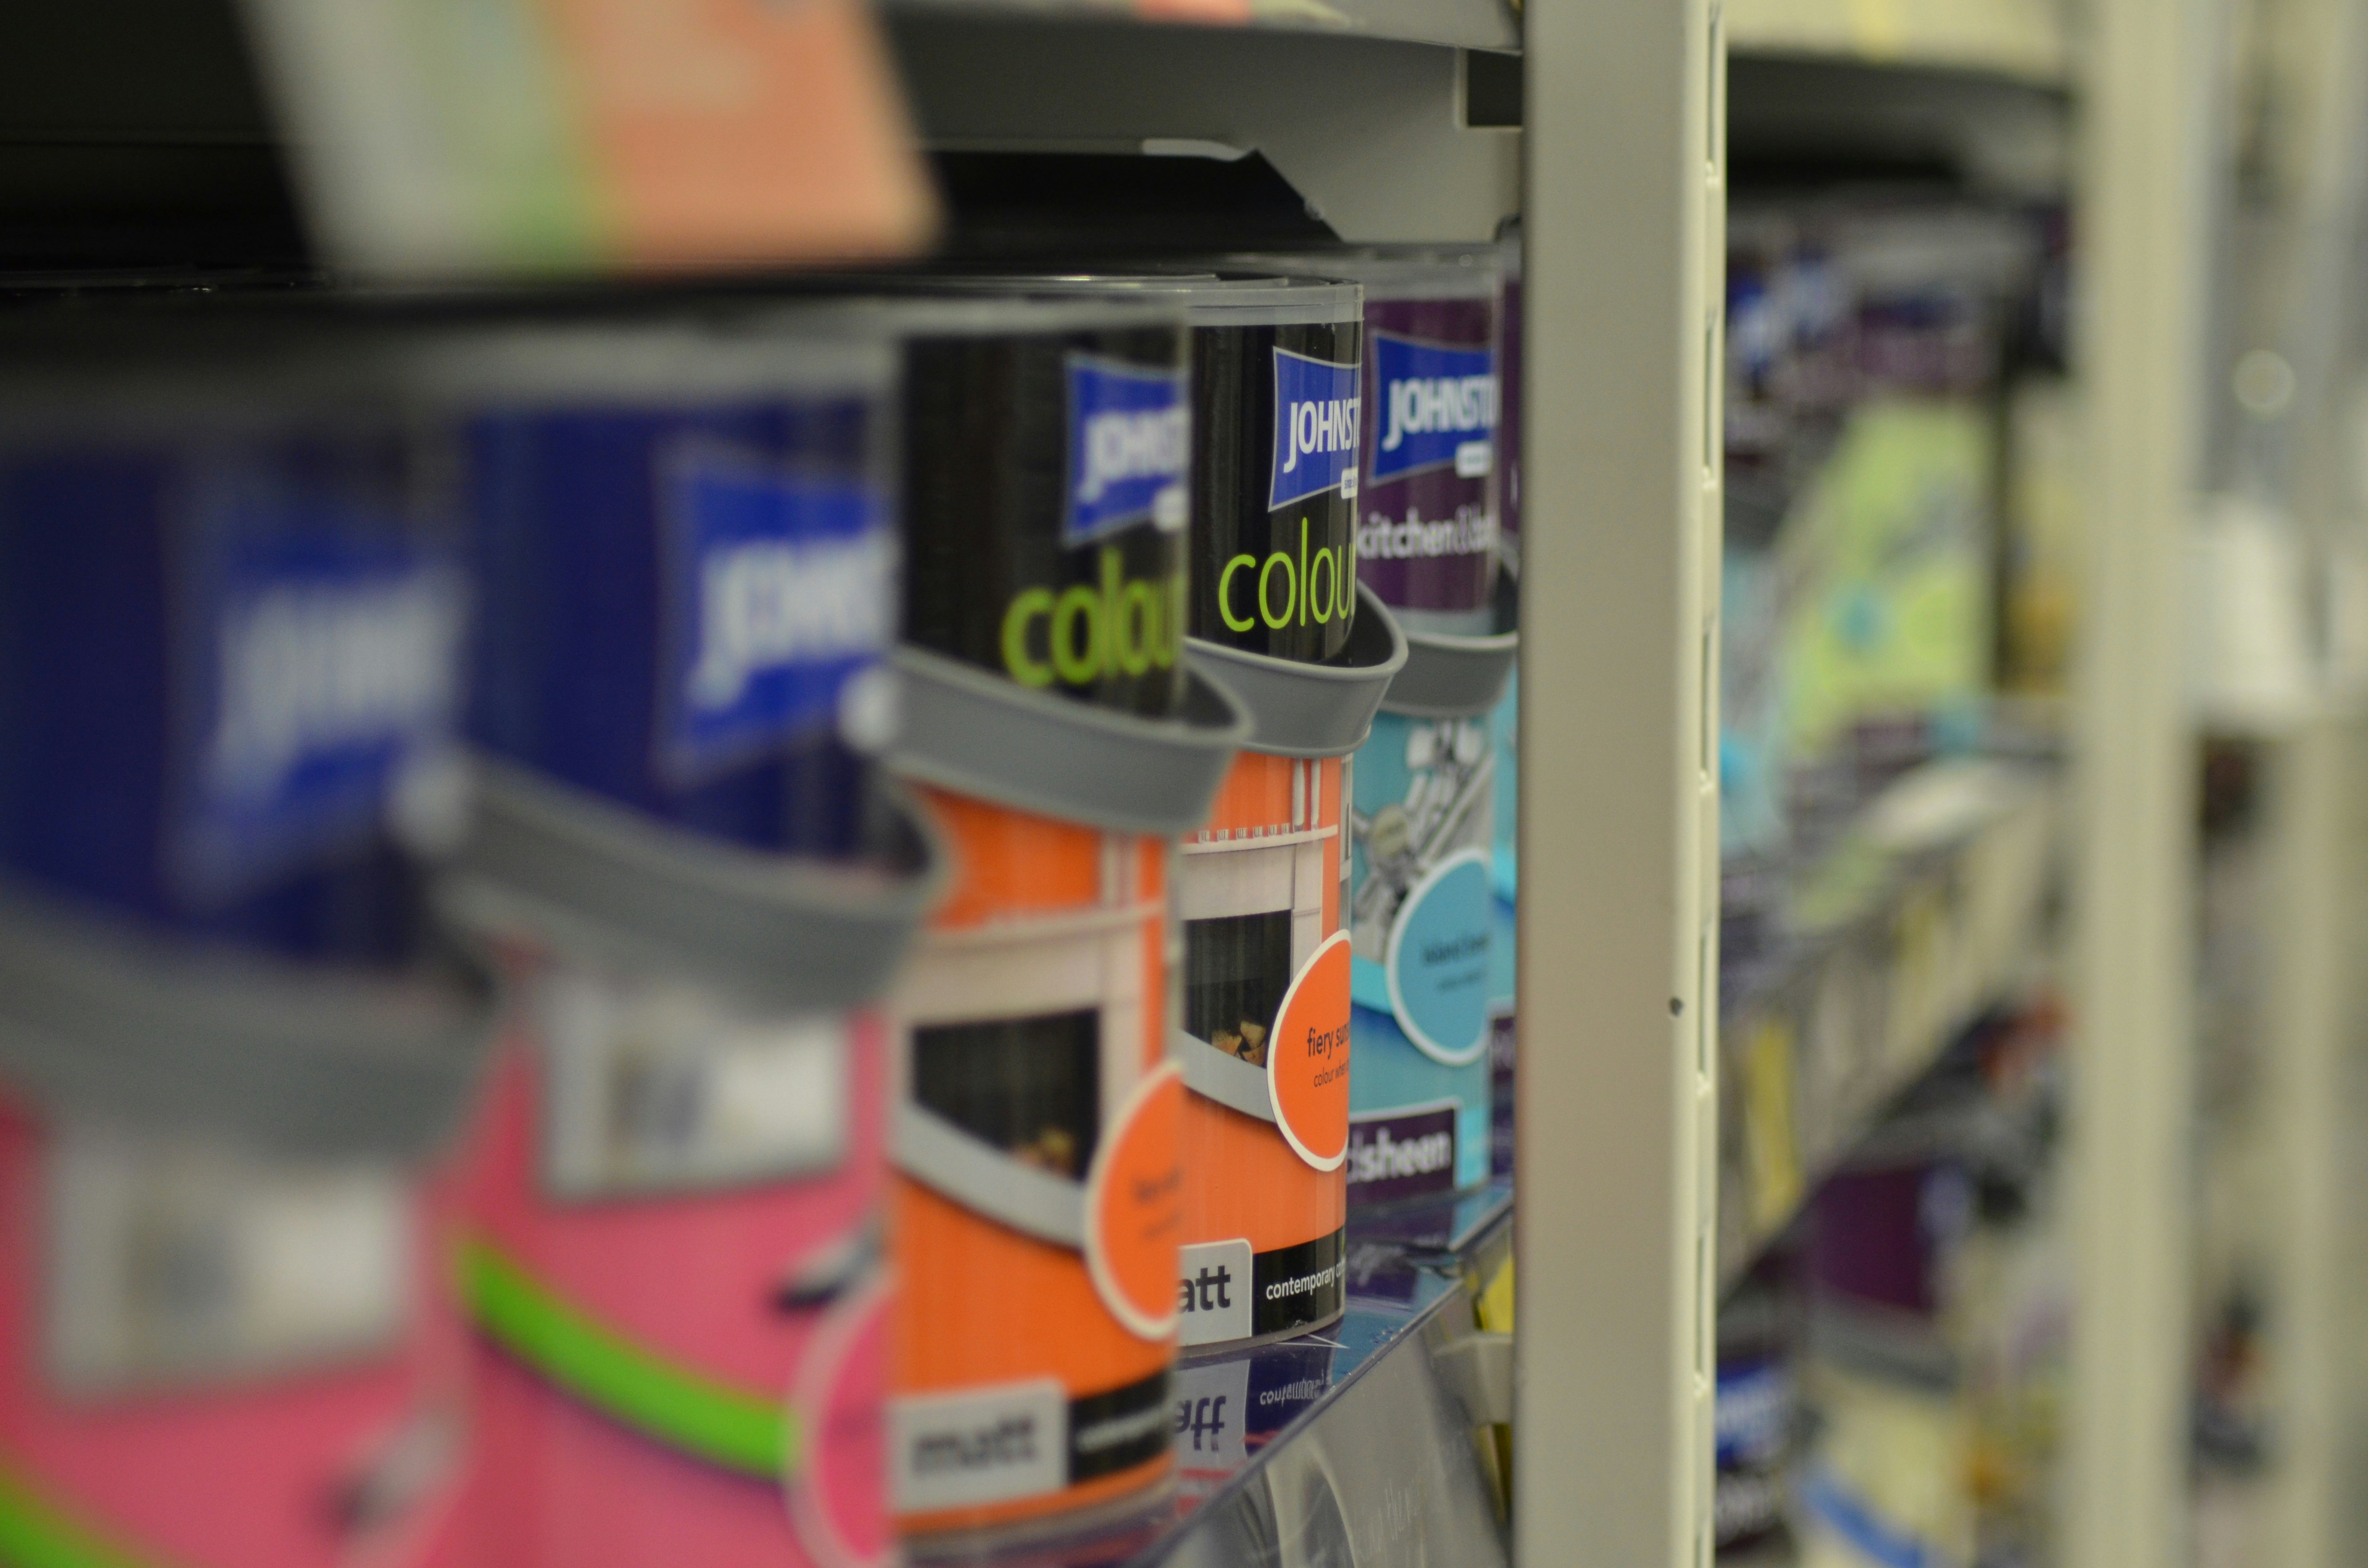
0, 329, 493, 1568
1169, 278, 1405, 1349
878, 297, 1246, 1545
417, 316, 935, 1568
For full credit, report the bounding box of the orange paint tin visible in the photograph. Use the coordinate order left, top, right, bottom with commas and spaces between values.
878, 299, 1247, 1543
1172, 279, 1406, 1350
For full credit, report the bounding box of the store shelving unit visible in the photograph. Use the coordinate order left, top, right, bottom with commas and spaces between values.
0, 0, 2261, 1564
1717, 761, 2060, 1289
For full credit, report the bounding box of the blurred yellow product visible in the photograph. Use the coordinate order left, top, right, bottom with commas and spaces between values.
1476, 1255, 1514, 1334
2000, 378, 2084, 695
1798, 1362, 1976, 1568
1779, 398, 1995, 760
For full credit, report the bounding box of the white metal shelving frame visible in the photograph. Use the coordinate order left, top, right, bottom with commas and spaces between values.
1516, 3, 1722, 1565
2066, 0, 2218, 1564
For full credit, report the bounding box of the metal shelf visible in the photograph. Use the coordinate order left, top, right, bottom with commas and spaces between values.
916, 1185, 1515, 1568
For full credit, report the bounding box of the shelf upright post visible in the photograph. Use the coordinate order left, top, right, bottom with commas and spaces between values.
2065, 0, 2220, 1561
2258, 711, 2360, 1568
1515, 0, 1723, 1563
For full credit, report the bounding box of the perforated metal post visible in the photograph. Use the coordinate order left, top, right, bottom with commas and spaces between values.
1516, 2, 1723, 1563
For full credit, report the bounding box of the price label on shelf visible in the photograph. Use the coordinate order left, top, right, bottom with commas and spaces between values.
238, 0, 937, 277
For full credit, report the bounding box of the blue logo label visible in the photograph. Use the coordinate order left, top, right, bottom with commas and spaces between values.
180, 514, 465, 900
663, 445, 894, 781
1268, 348, 1361, 511
1714, 1360, 1794, 1468
1065, 355, 1188, 547
1369, 333, 1496, 486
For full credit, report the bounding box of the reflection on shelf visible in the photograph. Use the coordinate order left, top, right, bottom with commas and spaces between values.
1726, 0, 2067, 85
1717, 760, 2060, 1290
913, 1182, 1512, 1568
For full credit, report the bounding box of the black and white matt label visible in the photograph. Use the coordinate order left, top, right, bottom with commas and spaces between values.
1176, 1237, 1253, 1347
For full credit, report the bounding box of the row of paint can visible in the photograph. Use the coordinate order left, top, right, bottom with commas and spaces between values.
0, 247, 1520, 1568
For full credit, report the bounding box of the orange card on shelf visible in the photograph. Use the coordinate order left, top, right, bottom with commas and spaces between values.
239, 0, 937, 276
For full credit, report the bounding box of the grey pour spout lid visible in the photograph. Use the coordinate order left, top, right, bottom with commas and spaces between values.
439, 758, 948, 1017
885, 647, 1251, 836
0, 879, 498, 1165
1184, 582, 1410, 759
1379, 570, 1520, 720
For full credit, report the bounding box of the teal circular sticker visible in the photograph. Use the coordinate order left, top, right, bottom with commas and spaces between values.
1383, 846, 1493, 1066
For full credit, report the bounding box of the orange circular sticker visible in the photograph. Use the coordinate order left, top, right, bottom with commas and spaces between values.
1084, 1062, 1184, 1340
1267, 930, 1352, 1170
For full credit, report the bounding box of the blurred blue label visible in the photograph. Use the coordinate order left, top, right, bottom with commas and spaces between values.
1383, 848, 1492, 1065
1714, 1360, 1793, 1468
664, 447, 892, 781
1269, 349, 1361, 510
1065, 356, 1188, 546
180, 514, 463, 898
1369, 333, 1495, 486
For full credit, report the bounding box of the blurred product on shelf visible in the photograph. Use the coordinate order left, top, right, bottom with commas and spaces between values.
0, 327, 494, 1568
1257, 248, 1513, 1207
1715, 1253, 1803, 1558
878, 297, 1241, 1544
1780, 1005, 2068, 1568
2187, 742, 2279, 1561
1170, 277, 1387, 1352
1717, 758, 2058, 1285
1998, 376, 2082, 700
1721, 200, 2043, 951
1489, 232, 1522, 1182
419, 317, 933, 1568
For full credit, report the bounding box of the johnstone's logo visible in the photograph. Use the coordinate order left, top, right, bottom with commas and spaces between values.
1269, 348, 1361, 511
665, 448, 893, 779
180, 521, 466, 900
1369, 333, 1496, 486
1066, 356, 1189, 547
207, 566, 462, 809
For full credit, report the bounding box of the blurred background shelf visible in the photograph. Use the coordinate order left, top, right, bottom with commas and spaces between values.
1725, 0, 2068, 86
1716, 758, 2060, 1292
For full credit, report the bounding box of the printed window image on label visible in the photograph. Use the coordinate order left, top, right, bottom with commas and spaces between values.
662, 443, 893, 783
1177, 765, 1335, 1110
1268, 349, 1362, 510
537, 968, 851, 1200
1344, 1101, 1459, 1205
1368, 333, 1497, 487
911, 1010, 1101, 1185
1184, 912, 1292, 1074
1065, 355, 1190, 547
178, 512, 465, 902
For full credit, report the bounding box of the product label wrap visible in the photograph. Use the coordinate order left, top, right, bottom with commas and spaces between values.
1189, 322, 1362, 664
1348, 710, 1496, 1200
1355, 293, 1499, 629
889, 796, 1176, 1534
903, 329, 1191, 718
